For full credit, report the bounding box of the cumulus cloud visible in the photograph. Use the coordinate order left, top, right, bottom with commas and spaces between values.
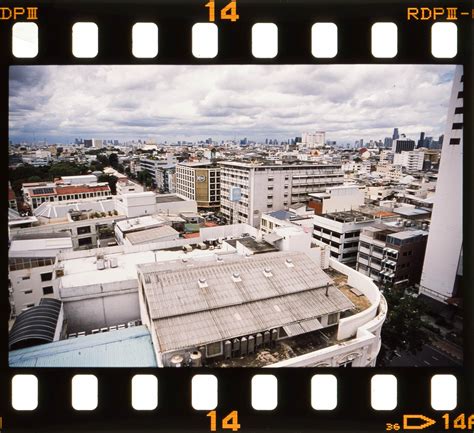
9, 64, 455, 144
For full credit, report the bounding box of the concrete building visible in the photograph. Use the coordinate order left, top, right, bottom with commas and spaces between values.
393, 150, 425, 172
357, 221, 428, 287
419, 65, 463, 304
22, 181, 111, 210
392, 138, 416, 154
308, 185, 365, 215
114, 215, 174, 245
155, 193, 198, 215
137, 250, 387, 367
116, 179, 144, 195
312, 210, 392, 266
139, 156, 177, 188
301, 131, 325, 149
220, 161, 344, 227
9, 233, 73, 317
176, 162, 220, 210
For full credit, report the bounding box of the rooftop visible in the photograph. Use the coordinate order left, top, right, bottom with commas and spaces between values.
156, 194, 186, 203
321, 210, 375, 223
9, 326, 157, 367
393, 207, 431, 217
116, 215, 168, 233
125, 225, 180, 245
138, 251, 354, 353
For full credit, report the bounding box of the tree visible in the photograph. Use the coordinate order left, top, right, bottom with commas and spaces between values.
97, 154, 109, 167
377, 285, 430, 366
98, 174, 118, 195
137, 170, 154, 189
108, 153, 119, 169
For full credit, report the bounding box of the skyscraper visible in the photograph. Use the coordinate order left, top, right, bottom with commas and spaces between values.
419, 65, 463, 304
392, 128, 399, 140
417, 132, 425, 149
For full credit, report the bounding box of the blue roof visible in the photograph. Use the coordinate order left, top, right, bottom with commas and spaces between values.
268, 210, 294, 221
9, 326, 157, 367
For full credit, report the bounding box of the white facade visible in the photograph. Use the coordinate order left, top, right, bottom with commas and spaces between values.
9, 235, 73, 316
301, 131, 325, 149
309, 185, 365, 214
312, 212, 380, 265
220, 161, 344, 227
116, 180, 144, 195
393, 150, 424, 172
114, 192, 157, 218
420, 66, 463, 303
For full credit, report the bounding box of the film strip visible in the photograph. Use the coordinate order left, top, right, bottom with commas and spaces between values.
0, 0, 472, 432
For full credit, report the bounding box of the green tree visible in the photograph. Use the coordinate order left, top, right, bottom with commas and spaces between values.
108, 153, 119, 169
377, 285, 430, 366
137, 170, 154, 189
98, 174, 118, 195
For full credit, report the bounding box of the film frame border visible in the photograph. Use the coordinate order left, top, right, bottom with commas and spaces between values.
0, 0, 472, 431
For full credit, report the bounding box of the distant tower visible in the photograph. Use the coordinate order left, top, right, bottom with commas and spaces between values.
417, 132, 425, 149
392, 128, 399, 140
419, 65, 463, 304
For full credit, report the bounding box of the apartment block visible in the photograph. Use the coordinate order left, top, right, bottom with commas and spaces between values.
220, 161, 344, 227
357, 221, 428, 287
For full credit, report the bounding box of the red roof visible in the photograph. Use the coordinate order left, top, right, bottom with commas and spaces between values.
204, 221, 218, 227
183, 232, 200, 239
56, 185, 110, 196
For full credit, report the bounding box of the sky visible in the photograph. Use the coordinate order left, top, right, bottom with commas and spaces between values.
9, 64, 455, 145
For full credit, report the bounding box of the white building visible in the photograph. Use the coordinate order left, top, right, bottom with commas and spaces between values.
301, 131, 325, 149
9, 233, 73, 317
419, 65, 463, 304
220, 161, 344, 227
393, 150, 425, 172
116, 179, 144, 195
308, 185, 365, 215
312, 210, 390, 265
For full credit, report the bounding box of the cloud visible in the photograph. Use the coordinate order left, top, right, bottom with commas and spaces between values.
9, 64, 455, 144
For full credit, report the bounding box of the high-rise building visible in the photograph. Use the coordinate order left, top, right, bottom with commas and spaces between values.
392, 128, 399, 140
417, 132, 425, 149
419, 65, 463, 304
392, 138, 415, 154
384, 137, 393, 149
301, 131, 325, 149
219, 161, 344, 227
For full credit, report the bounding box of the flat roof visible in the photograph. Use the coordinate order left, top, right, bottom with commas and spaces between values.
126, 226, 179, 245
10, 235, 73, 255
9, 326, 157, 367
116, 215, 167, 233
138, 251, 353, 353
156, 194, 185, 203
58, 248, 221, 288
237, 237, 278, 253
393, 207, 430, 216
389, 230, 428, 240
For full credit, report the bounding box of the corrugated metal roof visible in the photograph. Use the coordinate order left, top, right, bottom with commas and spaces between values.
139, 251, 354, 353
9, 326, 157, 367
140, 251, 336, 321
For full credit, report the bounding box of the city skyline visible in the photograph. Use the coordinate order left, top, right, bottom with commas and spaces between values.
9, 64, 454, 144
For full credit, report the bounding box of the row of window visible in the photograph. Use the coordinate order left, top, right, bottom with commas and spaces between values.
9, 257, 55, 271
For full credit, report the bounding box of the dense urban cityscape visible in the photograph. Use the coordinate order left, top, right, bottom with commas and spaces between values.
7, 65, 463, 367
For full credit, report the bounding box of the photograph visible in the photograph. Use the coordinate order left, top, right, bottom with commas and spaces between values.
7, 64, 463, 368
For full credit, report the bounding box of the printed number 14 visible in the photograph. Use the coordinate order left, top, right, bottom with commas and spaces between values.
207, 411, 241, 431
205, 0, 239, 22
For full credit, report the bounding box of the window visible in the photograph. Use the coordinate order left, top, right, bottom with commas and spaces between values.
25, 303, 34, 308
206, 341, 222, 357
43, 286, 54, 295
457, 91, 463, 99
454, 106, 463, 115
24, 290, 33, 294
41, 272, 53, 282
22, 276, 30, 280
450, 138, 461, 145
327, 313, 338, 325
77, 226, 91, 235
452, 123, 463, 130
78, 237, 93, 247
